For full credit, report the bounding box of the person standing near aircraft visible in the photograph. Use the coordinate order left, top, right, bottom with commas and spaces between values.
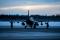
45, 22, 49, 29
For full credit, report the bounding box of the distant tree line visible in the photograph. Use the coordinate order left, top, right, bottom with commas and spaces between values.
0, 15, 60, 21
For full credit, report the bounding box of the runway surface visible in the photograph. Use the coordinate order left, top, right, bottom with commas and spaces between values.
0, 27, 60, 40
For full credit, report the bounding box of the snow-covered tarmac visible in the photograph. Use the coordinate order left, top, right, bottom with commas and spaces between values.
0, 28, 60, 40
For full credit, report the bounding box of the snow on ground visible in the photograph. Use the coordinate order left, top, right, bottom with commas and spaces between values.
0, 21, 60, 39
0, 32, 60, 39
0, 32, 60, 37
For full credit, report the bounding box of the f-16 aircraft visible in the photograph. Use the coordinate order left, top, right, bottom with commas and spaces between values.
21, 10, 39, 29
0, 10, 60, 29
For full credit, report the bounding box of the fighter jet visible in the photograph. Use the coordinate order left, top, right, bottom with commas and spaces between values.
21, 10, 39, 29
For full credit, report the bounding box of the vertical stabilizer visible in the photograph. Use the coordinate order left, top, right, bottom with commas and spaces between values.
28, 10, 29, 20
